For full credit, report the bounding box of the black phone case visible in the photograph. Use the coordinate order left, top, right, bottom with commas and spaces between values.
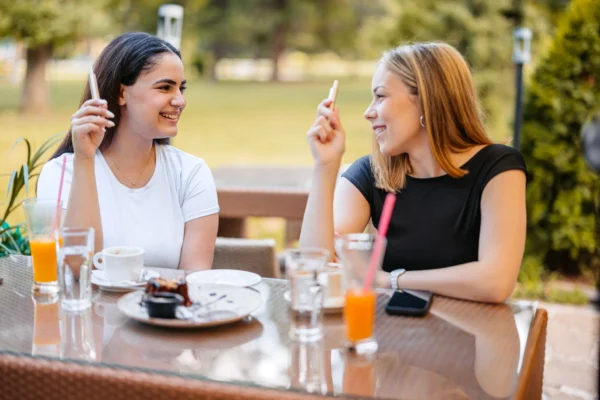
384, 294, 432, 317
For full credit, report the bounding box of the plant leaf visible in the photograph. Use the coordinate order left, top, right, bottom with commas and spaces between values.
30, 133, 64, 171
23, 164, 29, 199
0, 171, 16, 210
8, 137, 31, 165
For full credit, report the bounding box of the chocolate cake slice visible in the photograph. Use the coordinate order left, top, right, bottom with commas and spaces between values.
145, 277, 192, 307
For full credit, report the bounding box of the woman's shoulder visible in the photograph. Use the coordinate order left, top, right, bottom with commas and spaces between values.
158, 145, 210, 170
37, 153, 76, 198
465, 144, 527, 188
39, 153, 76, 179
473, 143, 522, 160
157, 145, 214, 188
343, 155, 373, 177
466, 144, 526, 169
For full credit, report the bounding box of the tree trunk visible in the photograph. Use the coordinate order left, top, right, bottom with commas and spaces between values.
209, 42, 227, 82
270, 26, 286, 82
270, 0, 289, 82
19, 44, 52, 114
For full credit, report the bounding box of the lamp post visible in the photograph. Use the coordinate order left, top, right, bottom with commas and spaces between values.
157, 4, 184, 51
512, 27, 532, 150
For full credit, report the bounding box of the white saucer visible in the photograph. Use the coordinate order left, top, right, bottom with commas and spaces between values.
91, 269, 159, 293
283, 291, 344, 313
186, 269, 261, 288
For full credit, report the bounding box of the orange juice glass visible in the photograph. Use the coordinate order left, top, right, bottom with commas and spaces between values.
344, 289, 376, 342
32, 296, 61, 356
30, 238, 58, 283
22, 198, 62, 296
335, 233, 385, 355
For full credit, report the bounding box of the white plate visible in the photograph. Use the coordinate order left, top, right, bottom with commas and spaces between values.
92, 269, 159, 293
117, 284, 263, 328
186, 269, 261, 288
283, 291, 344, 314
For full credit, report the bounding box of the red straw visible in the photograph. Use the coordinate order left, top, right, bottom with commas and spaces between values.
363, 193, 396, 291
52, 156, 67, 232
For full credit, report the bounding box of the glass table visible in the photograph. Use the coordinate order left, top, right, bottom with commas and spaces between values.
0, 256, 547, 399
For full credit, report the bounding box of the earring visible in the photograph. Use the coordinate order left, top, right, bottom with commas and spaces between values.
420, 116, 426, 128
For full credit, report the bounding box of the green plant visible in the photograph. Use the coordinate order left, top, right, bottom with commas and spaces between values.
0, 134, 63, 257
520, 0, 600, 281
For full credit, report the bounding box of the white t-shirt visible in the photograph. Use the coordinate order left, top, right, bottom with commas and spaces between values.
37, 145, 220, 269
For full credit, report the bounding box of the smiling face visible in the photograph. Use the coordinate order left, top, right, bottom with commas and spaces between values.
364, 63, 424, 157
118, 52, 187, 140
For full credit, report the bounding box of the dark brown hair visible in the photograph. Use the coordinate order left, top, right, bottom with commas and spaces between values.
51, 32, 181, 159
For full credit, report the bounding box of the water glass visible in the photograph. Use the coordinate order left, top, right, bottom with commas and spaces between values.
60, 307, 97, 361
335, 234, 386, 355
22, 198, 62, 296
289, 339, 328, 395
56, 228, 95, 312
286, 247, 330, 341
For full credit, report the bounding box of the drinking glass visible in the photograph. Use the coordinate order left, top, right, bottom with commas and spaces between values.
286, 247, 330, 341
56, 228, 95, 312
60, 307, 97, 361
289, 339, 328, 395
22, 198, 62, 296
31, 295, 61, 356
335, 233, 386, 355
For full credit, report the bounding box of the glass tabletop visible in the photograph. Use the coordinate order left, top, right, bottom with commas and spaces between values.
0, 256, 538, 399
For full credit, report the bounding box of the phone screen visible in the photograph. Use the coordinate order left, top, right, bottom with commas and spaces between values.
387, 291, 431, 311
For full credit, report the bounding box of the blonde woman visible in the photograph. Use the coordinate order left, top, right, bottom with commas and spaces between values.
299, 42, 527, 303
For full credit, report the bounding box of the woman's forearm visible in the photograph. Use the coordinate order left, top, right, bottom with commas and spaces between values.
64, 156, 103, 252
298, 162, 340, 259
393, 261, 517, 304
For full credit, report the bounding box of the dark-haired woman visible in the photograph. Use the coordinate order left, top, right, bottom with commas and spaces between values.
37, 33, 219, 270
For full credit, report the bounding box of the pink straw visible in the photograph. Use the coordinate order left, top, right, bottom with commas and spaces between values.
52, 155, 67, 232
363, 193, 396, 291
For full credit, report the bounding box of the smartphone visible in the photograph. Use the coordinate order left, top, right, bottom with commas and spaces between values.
385, 290, 433, 317
89, 66, 100, 100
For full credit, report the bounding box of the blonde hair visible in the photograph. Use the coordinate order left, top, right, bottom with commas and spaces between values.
372, 42, 492, 192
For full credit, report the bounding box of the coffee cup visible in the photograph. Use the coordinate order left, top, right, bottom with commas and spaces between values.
93, 246, 144, 282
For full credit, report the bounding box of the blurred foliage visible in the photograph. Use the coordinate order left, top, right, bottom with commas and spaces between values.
188, 0, 390, 80
0, 0, 112, 48
520, 0, 600, 286
0, 0, 114, 112
383, 0, 558, 137
0, 134, 63, 257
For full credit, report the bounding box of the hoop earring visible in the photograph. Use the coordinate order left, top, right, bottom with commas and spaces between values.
420, 116, 426, 128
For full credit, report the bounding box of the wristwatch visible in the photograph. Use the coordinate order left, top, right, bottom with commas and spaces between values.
390, 268, 406, 291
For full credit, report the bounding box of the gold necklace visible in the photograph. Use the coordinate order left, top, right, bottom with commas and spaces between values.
108, 146, 154, 187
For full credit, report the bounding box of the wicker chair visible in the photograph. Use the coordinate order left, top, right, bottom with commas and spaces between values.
213, 237, 280, 278
0, 352, 333, 400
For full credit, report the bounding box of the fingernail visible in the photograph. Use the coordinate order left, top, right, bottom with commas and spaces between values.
107, 111, 115, 118
107, 120, 115, 127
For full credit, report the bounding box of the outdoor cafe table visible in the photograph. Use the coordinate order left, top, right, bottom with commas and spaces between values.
0, 256, 547, 399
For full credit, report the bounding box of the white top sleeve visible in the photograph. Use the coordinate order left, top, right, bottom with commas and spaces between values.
181, 159, 220, 223
36, 154, 73, 209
